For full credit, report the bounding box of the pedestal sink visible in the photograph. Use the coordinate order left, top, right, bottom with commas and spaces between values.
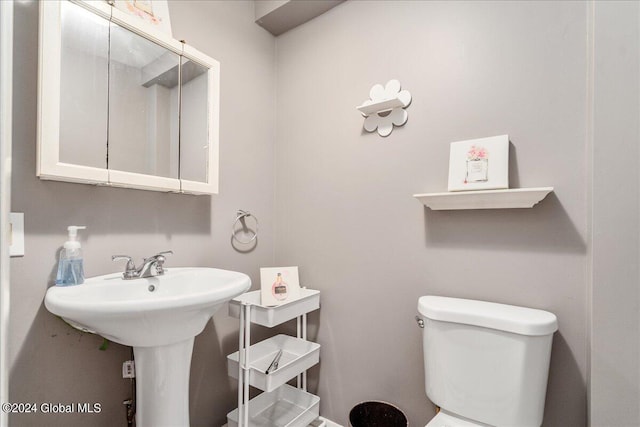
44, 267, 251, 427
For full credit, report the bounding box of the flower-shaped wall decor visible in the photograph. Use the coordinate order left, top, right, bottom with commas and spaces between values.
357, 79, 411, 137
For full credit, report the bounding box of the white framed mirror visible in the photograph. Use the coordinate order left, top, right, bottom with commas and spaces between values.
38, 0, 220, 195
179, 44, 219, 194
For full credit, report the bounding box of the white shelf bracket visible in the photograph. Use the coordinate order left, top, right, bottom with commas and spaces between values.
356, 79, 411, 137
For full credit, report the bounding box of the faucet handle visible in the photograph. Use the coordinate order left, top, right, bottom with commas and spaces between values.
144, 251, 173, 261
112, 255, 138, 279
153, 251, 173, 275
153, 250, 173, 263
112, 255, 134, 264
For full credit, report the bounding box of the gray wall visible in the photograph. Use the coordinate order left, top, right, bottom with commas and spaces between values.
274, 1, 588, 426
11, 1, 640, 427
590, 1, 640, 426
10, 1, 275, 426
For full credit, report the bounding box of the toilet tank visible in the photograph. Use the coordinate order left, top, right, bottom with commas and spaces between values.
418, 296, 557, 427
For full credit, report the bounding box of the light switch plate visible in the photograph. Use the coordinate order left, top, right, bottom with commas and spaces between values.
9, 212, 24, 257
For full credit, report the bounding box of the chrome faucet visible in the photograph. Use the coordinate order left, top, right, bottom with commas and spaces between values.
137, 251, 173, 278
112, 251, 173, 280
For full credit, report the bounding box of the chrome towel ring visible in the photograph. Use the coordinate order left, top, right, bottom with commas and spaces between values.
232, 210, 258, 244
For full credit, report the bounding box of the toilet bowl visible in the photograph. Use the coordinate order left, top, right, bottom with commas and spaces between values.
417, 296, 558, 427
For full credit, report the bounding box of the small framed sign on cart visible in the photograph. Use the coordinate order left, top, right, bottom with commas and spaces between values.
260, 266, 301, 306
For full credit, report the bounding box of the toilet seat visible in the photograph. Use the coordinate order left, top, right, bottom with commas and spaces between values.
425, 410, 490, 427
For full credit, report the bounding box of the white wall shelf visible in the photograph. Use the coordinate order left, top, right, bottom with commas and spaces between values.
413, 187, 553, 210
356, 97, 406, 116
356, 79, 411, 137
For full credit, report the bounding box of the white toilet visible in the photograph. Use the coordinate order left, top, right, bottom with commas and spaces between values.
417, 296, 558, 427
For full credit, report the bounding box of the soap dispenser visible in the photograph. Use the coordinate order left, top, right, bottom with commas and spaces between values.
55, 226, 86, 286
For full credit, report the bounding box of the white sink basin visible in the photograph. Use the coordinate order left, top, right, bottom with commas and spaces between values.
45, 267, 251, 347
44, 267, 251, 427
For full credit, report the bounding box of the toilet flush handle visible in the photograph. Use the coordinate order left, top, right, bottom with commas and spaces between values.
415, 316, 424, 328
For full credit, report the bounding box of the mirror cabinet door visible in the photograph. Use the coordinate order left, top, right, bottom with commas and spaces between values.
179, 45, 219, 194
39, 0, 111, 183
179, 57, 209, 185
107, 20, 180, 186
59, 1, 109, 169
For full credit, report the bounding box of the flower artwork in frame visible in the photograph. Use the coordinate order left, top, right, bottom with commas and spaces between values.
112, 0, 173, 36
260, 266, 301, 307
447, 135, 509, 192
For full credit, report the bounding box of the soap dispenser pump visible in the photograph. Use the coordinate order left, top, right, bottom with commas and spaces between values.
55, 226, 86, 286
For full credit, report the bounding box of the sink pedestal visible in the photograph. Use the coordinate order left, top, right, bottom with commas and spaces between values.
134, 338, 195, 427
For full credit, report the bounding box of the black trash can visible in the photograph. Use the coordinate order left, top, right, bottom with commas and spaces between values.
349, 401, 408, 427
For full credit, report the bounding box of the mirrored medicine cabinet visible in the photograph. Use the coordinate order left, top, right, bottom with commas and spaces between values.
38, 0, 220, 194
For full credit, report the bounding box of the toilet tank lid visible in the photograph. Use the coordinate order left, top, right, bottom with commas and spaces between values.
418, 296, 558, 336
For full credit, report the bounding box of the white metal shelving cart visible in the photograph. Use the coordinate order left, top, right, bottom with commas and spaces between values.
226, 288, 322, 427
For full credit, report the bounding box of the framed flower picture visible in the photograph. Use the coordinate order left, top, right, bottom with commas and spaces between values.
112, 0, 173, 36
260, 266, 301, 307
447, 135, 509, 192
